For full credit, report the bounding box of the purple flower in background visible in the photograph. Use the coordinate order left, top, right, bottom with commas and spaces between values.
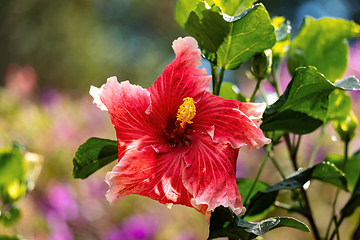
103, 215, 158, 240
46, 183, 79, 220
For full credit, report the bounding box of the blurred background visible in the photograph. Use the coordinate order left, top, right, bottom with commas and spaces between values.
0, 0, 360, 239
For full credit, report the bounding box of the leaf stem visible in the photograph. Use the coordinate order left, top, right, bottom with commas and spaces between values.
269, 153, 286, 179
211, 63, 219, 95
327, 139, 350, 240
284, 132, 321, 240
215, 67, 226, 96
249, 78, 261, 102
242, 143, 272, 206
308, 125, 325, 167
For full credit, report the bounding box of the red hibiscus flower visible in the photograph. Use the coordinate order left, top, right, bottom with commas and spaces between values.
90, 37, 270, 215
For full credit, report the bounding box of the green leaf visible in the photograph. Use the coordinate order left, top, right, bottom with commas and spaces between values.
326, 153, 360, 191
245, 161, 347, 216
272, 16, 291, 60
209, 0, 257, 16
287, 17, 360, 81
0, 205, 21, 226
326, 89, 351, 122
237, 179, 270, 201
261, 67, 360, 134
271, 217, 310, 233
219, 82, 247, 101
176, 2, 276, 69
208, 206, 309, 239
341, 176, 360, 218
72, 137, 118, 179
0, 148, 26, 186
0, 236, 23, 240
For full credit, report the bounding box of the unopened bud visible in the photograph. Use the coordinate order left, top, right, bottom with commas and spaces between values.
252, 49, 272, 80
333, 111, 358, 142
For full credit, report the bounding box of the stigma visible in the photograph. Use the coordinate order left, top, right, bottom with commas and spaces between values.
176, 97, 196, 127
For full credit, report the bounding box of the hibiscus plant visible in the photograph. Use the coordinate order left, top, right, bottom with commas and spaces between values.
73, 0, 360, 239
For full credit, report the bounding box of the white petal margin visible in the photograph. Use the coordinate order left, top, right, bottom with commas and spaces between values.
89, 77, 120, 111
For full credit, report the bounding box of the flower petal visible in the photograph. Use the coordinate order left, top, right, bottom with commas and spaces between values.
193, 92, 271, 149
183, 132, 246, 215
105, 145, 193, 208
148, 37, 212, 126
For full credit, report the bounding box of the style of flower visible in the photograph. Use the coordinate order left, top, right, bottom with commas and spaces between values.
90, 36, 270, 215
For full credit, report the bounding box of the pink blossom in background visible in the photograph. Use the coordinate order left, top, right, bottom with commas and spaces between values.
90, 37, 270, 216
4, 64, 38, 99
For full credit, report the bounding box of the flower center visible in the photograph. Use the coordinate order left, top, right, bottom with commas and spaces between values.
176, 97, 196, 127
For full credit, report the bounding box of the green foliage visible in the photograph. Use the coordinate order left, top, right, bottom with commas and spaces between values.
219, 82, 247, 101
0, 205, 21, 226
326, 153, 360, 191
261, 67, 360, 134
175, 1, 276, 69
0, 148, 27, 203
245, 162, 347, 216
341, 176, 360, 218
287, 17, 360, 81
326, 90, 351, 122
272, 16, 291, 61
208, 206, 309, 239
207, 0, 256, 16
333, 111, 358, 142
73, 137, 118, 179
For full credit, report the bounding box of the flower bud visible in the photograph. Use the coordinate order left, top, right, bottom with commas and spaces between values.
333, 111, 358, 142
252, 49, 272, 80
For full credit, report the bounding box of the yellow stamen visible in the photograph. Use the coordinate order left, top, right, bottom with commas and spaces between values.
176, 97, 196, 127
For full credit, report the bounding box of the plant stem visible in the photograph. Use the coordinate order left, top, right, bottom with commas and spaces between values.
215, 67, 225, 96
269, 153, 286, 179
308, 125, 325, 167
327, 140, 350, 240
242, 143, 272, 206
249, 78, 261, 102
284, 132, 321, 240
211, 63, 219, 95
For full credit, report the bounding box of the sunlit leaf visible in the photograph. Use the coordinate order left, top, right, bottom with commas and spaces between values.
0, 148, 26, 186
175, 2, 276, 69
326, 89, 351, 122
326, 153, 360, 191
208, 206, 309, 239
272, 16, 291, 60
209, 0, 256, 16
219, 82, 247, 101
261, 67, 360, 134
287, 17, 360, 81
245, 161, 347, 216
72, 137, 118, 179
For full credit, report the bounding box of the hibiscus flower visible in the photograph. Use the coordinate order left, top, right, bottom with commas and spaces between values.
90, 36, 270, 216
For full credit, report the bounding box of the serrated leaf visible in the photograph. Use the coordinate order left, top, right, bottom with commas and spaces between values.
176, 2, 276, 69
219, 82, 247, 101
72, 137, 118, 179
208, 206, 309, 239
288, 17, 360, 81
326, 153, 360, 191
261, 67, 360, 134
245, 161, 347, 216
